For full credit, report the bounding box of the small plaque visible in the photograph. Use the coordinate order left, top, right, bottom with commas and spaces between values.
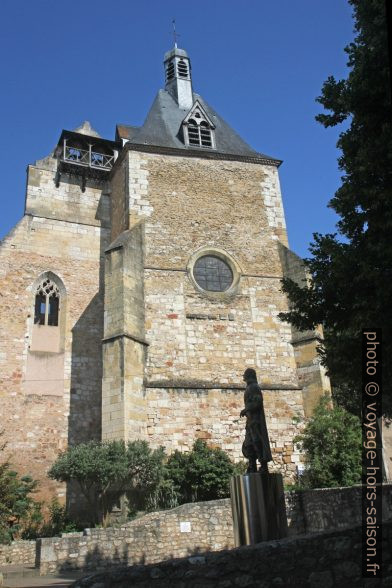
180, 521, 191, 533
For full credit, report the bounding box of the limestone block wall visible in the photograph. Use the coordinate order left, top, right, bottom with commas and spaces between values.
110, 157, 128, 241
261, 165, 288, 245
279, 243, 331, 416
0, 154, 109, 503
25, 157, 110, 228
35, 484, 392, 575
0, 540, 36, 566
103, 149, 308, 478
109, 150, 152, 242
144, 272, 297, 385
39, 500, 234, 575
102, 224, 147, 441
145, 387, 304, 479
127, 152, 298, 386
72, 522, 392, 588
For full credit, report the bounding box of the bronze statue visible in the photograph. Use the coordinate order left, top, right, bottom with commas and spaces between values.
240, 368, 272, 474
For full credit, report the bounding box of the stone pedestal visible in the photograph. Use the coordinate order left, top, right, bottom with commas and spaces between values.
230, 473, 288, 546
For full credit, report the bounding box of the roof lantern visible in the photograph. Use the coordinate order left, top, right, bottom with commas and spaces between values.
164, 46, 193, 110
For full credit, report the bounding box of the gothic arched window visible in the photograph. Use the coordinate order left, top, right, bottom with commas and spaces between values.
34, 278, 60, 327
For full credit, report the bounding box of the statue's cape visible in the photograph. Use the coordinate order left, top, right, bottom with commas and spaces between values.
244, 381, 273, 462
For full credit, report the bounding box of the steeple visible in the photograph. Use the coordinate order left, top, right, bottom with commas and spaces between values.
164, 47, 193, 110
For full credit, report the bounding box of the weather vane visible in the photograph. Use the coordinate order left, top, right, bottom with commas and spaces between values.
172, 19, 180, 48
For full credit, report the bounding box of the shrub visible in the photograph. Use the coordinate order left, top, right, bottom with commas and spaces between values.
0, 433, 42, 543
38, 499, 81, 537
48, 440, 165, 524
295, 394, 361, 488
165, 439, 237, 504
0, 468, 42, 543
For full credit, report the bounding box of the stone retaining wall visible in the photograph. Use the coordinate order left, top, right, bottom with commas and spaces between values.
39, 500, 233, 575
0, 540, 36, 566
2, 484, 391, 574
71, 521, 392, 588
286, 482, 392, 534
39, 484, 392, 575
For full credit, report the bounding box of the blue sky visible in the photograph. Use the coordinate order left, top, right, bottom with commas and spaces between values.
0, 0, 354, 257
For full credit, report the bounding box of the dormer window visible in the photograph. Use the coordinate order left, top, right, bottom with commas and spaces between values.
183, 102, 215, 149
187, 119, 213, 147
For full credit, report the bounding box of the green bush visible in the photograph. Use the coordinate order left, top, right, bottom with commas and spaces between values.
38, 499, 81, 537
0, 466, 42, 543
0, 432, 43, 543
165, 439, 237, 504
48, 440, 165, 525
295, 395, 361, 489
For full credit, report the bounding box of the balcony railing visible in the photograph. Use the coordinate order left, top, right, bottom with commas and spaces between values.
63, 145, 115, 171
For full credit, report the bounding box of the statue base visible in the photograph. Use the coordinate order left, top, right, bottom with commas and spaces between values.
229, 472, 288, 546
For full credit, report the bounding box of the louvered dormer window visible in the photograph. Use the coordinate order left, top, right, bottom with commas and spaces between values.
183, 102, 215, 149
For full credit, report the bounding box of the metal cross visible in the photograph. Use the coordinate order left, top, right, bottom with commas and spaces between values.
172, 19, 180, 48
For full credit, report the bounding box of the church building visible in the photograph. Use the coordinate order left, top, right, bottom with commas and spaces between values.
0, 46, 330, 502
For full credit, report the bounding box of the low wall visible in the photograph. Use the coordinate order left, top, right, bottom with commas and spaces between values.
0, 539, 36, 566
40, 484, 392, 575
71, 521, 392, 588
286, 483, 392, 534
39, 500, 233, 575
2, 484, 391, 574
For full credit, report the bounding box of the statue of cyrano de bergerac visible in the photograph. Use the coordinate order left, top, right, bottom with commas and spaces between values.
240, 368, 272, 474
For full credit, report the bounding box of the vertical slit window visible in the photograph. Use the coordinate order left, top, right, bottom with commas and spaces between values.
48, 297, 59, 326
34, 294, 46, 325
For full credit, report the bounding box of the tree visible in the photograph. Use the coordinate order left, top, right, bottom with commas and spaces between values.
280, 0, 392, 416
0, 434, 42, 543
294, 395, 362, 488
48, 440, 165, 525
165, 439, 237, 504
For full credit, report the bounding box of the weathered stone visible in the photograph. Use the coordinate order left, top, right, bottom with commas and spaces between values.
68, 520, 392, 588
234, 574, 253, 587
309, 570, 334, 588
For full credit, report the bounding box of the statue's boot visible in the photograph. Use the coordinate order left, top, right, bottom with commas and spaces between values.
246, 459, 258, 474
258, 459, 269, 474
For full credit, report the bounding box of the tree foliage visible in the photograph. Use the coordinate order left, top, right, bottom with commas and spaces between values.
294, 395, 362, 488
0, 434, 42, 543
279, 0, 391, 416
165, 439, 237, 504
38, 499, 81, 537
48, 440, 165, 524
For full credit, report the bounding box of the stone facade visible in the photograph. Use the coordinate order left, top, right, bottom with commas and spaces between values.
0, 46, 330, 502
101, 151, 318, 478
0, 154, 109, 502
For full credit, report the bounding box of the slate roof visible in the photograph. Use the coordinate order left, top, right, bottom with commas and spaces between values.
116, 89, 280, 164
